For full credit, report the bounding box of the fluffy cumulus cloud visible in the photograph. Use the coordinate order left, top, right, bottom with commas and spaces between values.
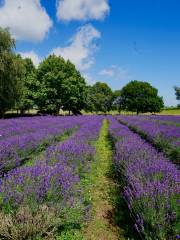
57, 0, 110, 21
99, 65, 131, 80
20, 51, 41, 66
51, 24, 101, 71
0, 0, 52, 42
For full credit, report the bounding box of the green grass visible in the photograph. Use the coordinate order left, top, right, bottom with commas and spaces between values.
57, 230, 84, 240
83, 119, 125, 240
158, 108, 180, 115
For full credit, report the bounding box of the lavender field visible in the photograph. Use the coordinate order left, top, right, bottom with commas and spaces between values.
0, 115, 179, 240
1, 0, 180, 238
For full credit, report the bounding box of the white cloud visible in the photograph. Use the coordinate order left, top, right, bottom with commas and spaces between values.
99, 65, 131, 80
57, 0, 110, 21
99, 68, 115, 77
83, 73, 96, 85
20, 51, 41, 66
0, 0, 53, 42
51, 24, 101, 71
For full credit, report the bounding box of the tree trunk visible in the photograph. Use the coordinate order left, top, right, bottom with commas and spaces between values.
0, 110, 5, 119
20, 109, 25, 115
55, 108, 59, 116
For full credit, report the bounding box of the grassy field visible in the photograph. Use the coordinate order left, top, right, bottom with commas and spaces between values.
5, 108, 180, 117
158, 108, 180, 115
84, 109, 180, 115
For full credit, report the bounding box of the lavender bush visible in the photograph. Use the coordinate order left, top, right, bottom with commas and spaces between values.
109, 116, 180, 239
117, 115, 180, 164
145, 115, 180, 125
0, 116, 86, 174
0, 116, 103, 238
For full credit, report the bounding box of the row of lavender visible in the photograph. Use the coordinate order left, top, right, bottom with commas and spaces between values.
145, 115, 180, 125
0, 116, 103, 238
117, 115, 180, 164
109, 117, 179, 239
0, 116, 74, 139
0, 116, 87, 175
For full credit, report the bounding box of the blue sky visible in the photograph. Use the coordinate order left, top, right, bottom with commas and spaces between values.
0, 0, 180, 106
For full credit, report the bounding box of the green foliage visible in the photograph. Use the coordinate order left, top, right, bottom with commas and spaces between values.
15, 57, 37, 114
85, 82, 113, 113
0, 28, 25, 116
111, 90, 121, 111
57, 230, 84, 240
112, 90, 124, 113
0, 28, 38, 116
0, 28, 173, 117
0, 27, 15, 52
24, 58, 36, 74
36, 55, 87, 114
121, 80, 164, 114
174, 86, 180, 102
113, 90, 121, 99
61, 60, 87, 114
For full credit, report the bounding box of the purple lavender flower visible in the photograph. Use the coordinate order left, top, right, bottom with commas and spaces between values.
0, 115, 103, 224
109, 116, 180, 239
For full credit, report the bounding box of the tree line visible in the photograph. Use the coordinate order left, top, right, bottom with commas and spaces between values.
174, 86, 180, 108
0, 28, 87, 117
2, 27, 178, 117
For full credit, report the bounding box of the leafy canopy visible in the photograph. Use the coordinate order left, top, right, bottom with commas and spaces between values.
85, 82, 113, 113
120, 80, 164, 114
15, 57, 37, 114
36, 55, 87, 114
174, 86, 180, 100
0, 28, 24, 116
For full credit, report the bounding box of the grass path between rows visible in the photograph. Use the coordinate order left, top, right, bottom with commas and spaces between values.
84, 119, 125, 240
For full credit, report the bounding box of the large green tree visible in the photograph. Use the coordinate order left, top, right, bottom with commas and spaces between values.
61, 60, 87, 114
16, 57, 37, 114
36, 55, 86, 115
85, 82, 113, 113
121, 80, 164, 114
0, 28, 24, 117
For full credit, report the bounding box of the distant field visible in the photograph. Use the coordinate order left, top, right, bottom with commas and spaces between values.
5, 108, 180, 116
158, 108, 180, 115
83, 109, 180, 115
